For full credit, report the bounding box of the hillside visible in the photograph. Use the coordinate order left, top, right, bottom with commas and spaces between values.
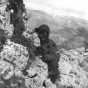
26, 9, 88, 50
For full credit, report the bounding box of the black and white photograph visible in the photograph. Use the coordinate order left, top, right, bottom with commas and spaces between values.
0, 0, 88, 88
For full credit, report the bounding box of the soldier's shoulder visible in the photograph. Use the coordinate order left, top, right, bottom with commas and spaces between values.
49, 39, 57, 47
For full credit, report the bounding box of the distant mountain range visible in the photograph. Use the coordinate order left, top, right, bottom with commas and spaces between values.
26, 9, 88, 50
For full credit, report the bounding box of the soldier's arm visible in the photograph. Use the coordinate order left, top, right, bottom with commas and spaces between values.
49, 39, 58, 52
34, 46, 43, 56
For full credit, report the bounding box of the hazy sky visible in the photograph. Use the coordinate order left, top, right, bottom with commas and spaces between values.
24, 0, 88, 20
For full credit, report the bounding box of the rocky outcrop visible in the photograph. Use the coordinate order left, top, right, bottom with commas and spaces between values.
0, 40, 57, 88
58, 47, 88, 88
0, 39, 88, 88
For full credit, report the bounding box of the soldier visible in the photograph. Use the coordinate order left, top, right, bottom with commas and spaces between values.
34, 24, 60, 83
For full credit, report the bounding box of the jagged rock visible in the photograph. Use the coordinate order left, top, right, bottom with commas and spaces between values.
1, 36, 88, 88
0, 39, 29, 70
0, 39, 56, 88
58, 47, 88, 88
25, 57, 48, 88
0, 2, 14, 38
0, 60, 14, 80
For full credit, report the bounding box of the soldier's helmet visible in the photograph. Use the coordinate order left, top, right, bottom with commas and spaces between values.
34, 24, 50, 38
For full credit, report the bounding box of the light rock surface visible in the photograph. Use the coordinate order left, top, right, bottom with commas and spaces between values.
0, 39, 56, 88
0, 39, 88, 88
58, 47, 88, 88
